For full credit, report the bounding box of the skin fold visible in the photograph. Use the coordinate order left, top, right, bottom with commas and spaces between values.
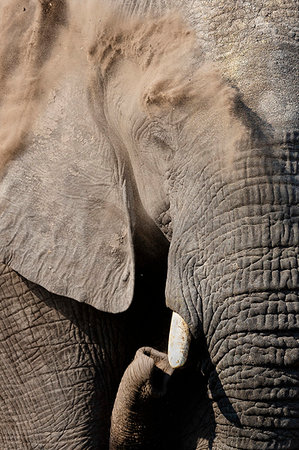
0, 1, 298, 449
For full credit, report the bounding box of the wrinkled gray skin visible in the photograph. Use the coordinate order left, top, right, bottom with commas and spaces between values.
0, 0, 298, 449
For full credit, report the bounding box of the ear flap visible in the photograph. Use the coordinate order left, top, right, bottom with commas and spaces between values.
0, 73, 134, 313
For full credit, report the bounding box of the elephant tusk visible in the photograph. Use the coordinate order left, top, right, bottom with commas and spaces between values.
168, 311, 191, 369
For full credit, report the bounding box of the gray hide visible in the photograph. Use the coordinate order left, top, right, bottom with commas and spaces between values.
0, 71, 134, 312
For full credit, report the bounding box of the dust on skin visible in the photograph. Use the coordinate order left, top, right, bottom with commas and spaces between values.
87, 9, 246, 176
0, 0, 244, 174
0, 0, 67, 170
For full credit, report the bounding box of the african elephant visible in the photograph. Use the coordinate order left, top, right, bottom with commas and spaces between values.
0, 0, 298, 449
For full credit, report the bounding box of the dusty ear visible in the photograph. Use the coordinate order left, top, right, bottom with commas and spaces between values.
0, 73, 134, 313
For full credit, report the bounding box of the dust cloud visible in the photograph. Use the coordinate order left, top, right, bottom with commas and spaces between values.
0, 0, 68, 170
87, 6, 237, 116
0, 0, 241, 172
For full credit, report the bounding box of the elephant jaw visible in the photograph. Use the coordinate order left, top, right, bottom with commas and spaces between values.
168, 312, 191, 369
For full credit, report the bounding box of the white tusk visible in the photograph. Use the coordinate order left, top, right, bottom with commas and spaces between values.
168, 311, 191, 369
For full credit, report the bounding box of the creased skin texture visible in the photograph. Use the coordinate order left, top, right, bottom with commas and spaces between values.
0, 1, 298, 449
166, 104, 299, 447
0, 261, 173, 449
110, 347, 173, 449
110, 346, 215, 450
0, 263, 127, 449
0, 262, 212, 449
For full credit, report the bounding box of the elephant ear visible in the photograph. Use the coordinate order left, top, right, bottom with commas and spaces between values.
0, 72, 134, 313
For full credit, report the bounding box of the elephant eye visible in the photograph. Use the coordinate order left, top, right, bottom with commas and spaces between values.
152, 134, 174, 161
153, 135, 171, 152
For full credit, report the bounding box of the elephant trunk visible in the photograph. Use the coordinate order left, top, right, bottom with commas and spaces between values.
206, 290, 299, 448
109, 347, 173, 449
166, 128, 299, 447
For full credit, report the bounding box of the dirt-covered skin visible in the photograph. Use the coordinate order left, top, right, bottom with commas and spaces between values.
0, 1, 298, 449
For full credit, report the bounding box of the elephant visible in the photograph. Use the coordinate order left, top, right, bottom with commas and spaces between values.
0, 0, 298, 448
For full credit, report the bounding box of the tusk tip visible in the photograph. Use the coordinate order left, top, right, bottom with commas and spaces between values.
168, 311, 191, 369
168, 353, 188, 369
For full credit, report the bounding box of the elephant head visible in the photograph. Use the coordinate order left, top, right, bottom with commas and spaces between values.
0, 1, 298, 448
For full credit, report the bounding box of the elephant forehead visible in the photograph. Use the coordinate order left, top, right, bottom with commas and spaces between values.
179, 0, 298, 130
180, 0, 298, 52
